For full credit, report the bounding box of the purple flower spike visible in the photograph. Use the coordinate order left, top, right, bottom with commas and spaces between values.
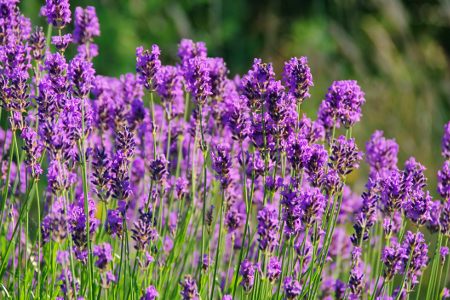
366, 130, 399, 178
141, 285, 158, 300
257, 204, 279, 253
183, 56, 212, 106
266, 256, 281, 282
73, 6, 100, 44
41, 0, 71, 28
401, 231, 428, 286
178, 39, 207, 62
211, 143, 232, 189
93, 243, 113, 270
136, 45, 161, 91
239, 259, 255, 292
283, 276, 302, 299
318, 80, 365, 129
438, 161, 450, 200
443, 121, 450, 159
180, 275, 199, 300
330, 135, 363, 176
283, 56, 313, 103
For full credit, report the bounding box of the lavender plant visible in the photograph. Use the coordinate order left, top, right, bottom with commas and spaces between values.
0, 1, 449, 300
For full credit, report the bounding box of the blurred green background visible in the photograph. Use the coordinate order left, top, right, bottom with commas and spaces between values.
21, 0, 450, 193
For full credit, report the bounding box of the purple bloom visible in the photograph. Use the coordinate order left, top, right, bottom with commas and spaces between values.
69, 54, 95, 98
299, 187, 326, 226
136, 45, 161, 91
52, 34, 72, 52
58, 269, 79, 295
266, 256, 281, 282
241, 58, 275, 111
283, 277, 302, 299
257, 204, 279, 253
225, 207, 242, 233
155, 65, 184, 117
207, 57, 228, 98
73, 6, 100, 44
141, 285, 158, 300
149, 154, 169, 182
403, 191, 432, 226
211, 143, 232, 189
283, 56, 313, 103
40, 0, 71, 28
318, 80, 365, 129
21, 126, 43, 178
178, 39, 207, 62
402, 157, 427, 199
286, 133, 310, 172
180, 275, 199, 300
223, 94, 251, 141
93, 243, 113, 270
351, 179, 379, 245
438, 161, 450, 200
401, 231, 428, 285
183, 56, 212, 106
348, 264, 364, 299
440, 247, 449, 263
131, 209, 158, 251
30, 27, 46, 60
380, 168, 403, 214
381, 240, 407, 281
105, 209, 123, 237
240, 259, 255, 292
305, 143, 328, 187
443, 121, 450, 159
365, 130, 398, 178
330, 135, 363, 176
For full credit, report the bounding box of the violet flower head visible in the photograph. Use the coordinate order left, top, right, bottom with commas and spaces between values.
225, 207, 242, 233
318, 80, 365, 129
299, 187, 326, 226
183, 56, 212, 106
366, 130, 398, 178
136, 45, 161, 91
438, 160, 450, 200
402, 157, 427, 198
257, 204, 279, 253
52, 34, 72, 52
348, 264, 364, 299
180, 275, 199, 300
40, 0, 71, 28
105, 209, 123, 238
380, 168, 403, 214
155, 65, 184, 113
266, 256, 281, 282
93, 243, 113, 270
283, 277, 302, 299
351, 179, 379, 245
178, 39, 207, 62
207, 57, 228, 98
69, 54, 95, 98
282, 56, 313, 103
141, 285, 158, 300
240, 259, 255, 292
131, 209, 158, 251
440, 247, 449, 263
30, 27, 46, 60
149, 154, 169, 183
443, 121, 450, 159
223, 95, 251, 141
305, 143, 328, 187
211, 143, 232, 189
330, 135, 363, 176
281, 188, 302, 237
286, 133, 310, 172
381, 240, 407, 281
73, 6, 100, 44
401, 231, 428, 286
404, 191, 432, 226
21, 126, 43, 178
241, 58, 275, 111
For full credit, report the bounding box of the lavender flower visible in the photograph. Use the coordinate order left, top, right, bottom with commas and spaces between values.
69, 54, 95, 98
443, 121, 450, 159
440, 247, 449, 264
225, 207, 242, 233
180, 275, 199, 300
178, 39, 207, 62
21, 126, 43, 178
131, 209, 158, 251
304, 143, 328, 186
105, 209, 123, 237
318, 80, 365, 129
141, 285, 158, 300
73, 6, 100, 44
40, 0, 71, 28
401, 231, 428, 286
93, 243, 113, 270
52, 34, 72, 52
282, 56, 313, 103
283, 277, 302, 299
240, 259, 255, 292
366, 130, 398, 178
266, 256, 281, 282
30, 27, 45, 60
183, 56, 212, 106
257, 204, 279, 253
211, 143, 232, 189
136, 45, 161, 91
299, 187, 326, 226
149, 154, 169, 182
438, 160, 450, 200
241, 58, 275, 111
330, 135, 363, 176
381, 240, 407, 281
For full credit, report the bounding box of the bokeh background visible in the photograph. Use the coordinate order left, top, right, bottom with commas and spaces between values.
21, 0, 450, 193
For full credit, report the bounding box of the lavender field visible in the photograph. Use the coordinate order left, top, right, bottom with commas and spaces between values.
1, 0, 450, 299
